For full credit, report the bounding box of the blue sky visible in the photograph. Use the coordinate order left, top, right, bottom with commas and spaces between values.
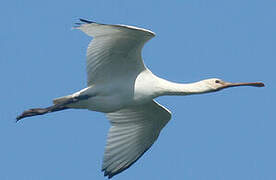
1, 0, 275, 179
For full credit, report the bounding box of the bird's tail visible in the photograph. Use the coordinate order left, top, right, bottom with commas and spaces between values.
16, 104, 68, 122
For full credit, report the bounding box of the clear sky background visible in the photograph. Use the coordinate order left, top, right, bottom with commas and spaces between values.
1, 0, 275, 180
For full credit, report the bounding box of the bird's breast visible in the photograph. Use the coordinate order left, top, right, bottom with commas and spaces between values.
133, 70, 161, 102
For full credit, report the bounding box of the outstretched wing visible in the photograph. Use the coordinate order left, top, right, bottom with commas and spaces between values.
75, 19, 155, 85
103, 100, 171, 178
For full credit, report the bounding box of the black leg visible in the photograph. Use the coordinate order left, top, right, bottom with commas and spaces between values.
16, 94, 91, 122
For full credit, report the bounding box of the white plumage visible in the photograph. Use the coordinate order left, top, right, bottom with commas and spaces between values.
17, 19, 264, 178
73, 21, 171, 177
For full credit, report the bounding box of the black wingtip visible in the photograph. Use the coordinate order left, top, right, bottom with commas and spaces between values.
74, 18, 96, 28
102, 169, 113, 179
79, 18, 95, 24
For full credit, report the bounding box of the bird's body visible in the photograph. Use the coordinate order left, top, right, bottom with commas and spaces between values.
65, 69, 158, 112
17, 19, 264, 178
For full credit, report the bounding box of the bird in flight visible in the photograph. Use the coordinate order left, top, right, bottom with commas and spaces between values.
17, 19, 264, 178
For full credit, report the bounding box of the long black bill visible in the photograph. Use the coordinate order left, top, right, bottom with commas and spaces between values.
221, 81, 265, 89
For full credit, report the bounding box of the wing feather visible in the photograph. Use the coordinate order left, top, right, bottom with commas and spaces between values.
75, 19, 155, 85
103, 100, 171, 178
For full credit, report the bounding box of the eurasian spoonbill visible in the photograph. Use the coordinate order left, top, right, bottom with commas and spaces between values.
17, 19, 264, 178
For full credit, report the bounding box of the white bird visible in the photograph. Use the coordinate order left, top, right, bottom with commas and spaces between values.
17, 19, 264, 178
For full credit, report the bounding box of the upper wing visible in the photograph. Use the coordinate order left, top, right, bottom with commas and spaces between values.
75, 19, 155, 85
103, 100, 171, 178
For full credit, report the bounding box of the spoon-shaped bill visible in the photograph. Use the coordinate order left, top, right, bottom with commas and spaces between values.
222, 82, 265, 89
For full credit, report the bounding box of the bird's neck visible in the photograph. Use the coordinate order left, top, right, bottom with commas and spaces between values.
157, 78, 213, 96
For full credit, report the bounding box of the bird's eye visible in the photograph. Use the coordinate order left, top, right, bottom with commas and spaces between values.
215, 80, 220, 83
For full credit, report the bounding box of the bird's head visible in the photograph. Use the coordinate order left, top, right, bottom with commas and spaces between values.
201, 78, 265, 92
